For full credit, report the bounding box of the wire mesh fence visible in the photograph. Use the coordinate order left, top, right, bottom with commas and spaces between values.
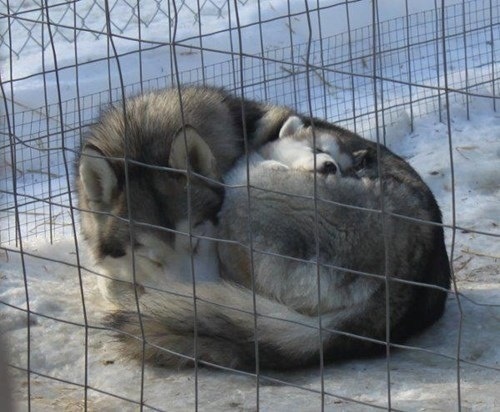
1, 0, 499, 410
1, 0, 256, 58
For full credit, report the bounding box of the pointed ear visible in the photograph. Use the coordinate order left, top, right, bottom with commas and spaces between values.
169, 126, 220, 180
279, 116, 304, 138
352, 149, 369, 169
79, 148, 118, 212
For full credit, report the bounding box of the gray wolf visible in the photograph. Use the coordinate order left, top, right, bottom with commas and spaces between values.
106, 113, 450, 370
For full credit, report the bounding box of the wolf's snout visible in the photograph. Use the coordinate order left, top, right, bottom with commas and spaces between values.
320, 161, 337, 175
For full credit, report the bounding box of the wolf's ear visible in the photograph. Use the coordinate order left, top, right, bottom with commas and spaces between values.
352, 149, 369, 169
169, 126, 220, 180
279, 116, 304, 138
79, 148, 117, 212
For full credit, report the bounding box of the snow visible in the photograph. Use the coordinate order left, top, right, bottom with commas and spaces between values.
1, 0, 499, 411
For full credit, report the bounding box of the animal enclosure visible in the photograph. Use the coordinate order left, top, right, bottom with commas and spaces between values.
1, 0, 499, 410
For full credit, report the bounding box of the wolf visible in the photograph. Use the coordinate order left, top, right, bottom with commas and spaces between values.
108, 114, 451, 370
76, 86, 292, 303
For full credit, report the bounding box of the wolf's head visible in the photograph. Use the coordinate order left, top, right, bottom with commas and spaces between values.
262, 116, 373, 177
77, 126, 223, 301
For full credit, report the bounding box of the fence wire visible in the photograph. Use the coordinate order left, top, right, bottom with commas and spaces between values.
1, 0, 499, 411
1, 0, 258, 58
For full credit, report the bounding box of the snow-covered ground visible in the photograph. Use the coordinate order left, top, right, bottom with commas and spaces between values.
1, 0, 499, 410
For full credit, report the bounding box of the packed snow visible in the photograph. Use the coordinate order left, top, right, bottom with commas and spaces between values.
1, 0, 499, 411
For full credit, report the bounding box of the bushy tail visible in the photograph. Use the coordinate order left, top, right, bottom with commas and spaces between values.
106, 281, 374, 370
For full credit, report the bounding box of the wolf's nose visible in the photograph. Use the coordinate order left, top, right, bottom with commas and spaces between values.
320, 161, 337, 175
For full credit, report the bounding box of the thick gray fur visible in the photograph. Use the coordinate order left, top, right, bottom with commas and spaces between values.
103, 110, 450, 370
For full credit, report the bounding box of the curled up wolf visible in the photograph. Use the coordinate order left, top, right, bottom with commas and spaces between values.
76, 86, 450, 370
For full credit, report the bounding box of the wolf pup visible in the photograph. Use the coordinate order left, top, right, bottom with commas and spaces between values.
109, 115, 450, 370
76, 86, 292, 303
